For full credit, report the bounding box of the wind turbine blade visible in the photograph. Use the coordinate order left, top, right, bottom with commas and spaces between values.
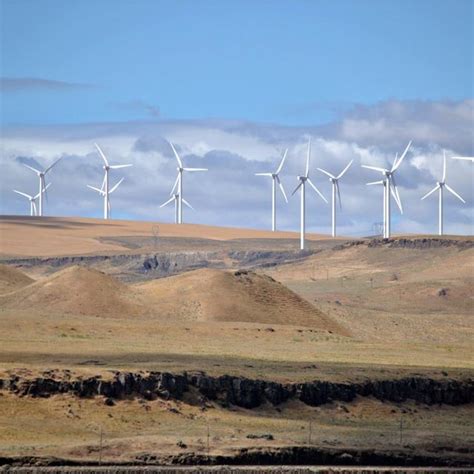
255, 172, 273, 176
390, 175, 403, 212
445, 183, 466, 203
170, 173, 180, 196
276, 175, 288, 203
366, 180, 384, 185
316, 168, 335, 179
87, 185, 104, 194
361, 165, 388, 173
160, 196, 175, 208
421, 184, 440, 200
44, 180, 49, 204
100, 172, 106, 192
390, 185, 403, 214
275, 148, 288, 174
305, 138, 311, 177
169, 142, 183, 167
291, 181, 303, 196
109, 164, 133, 169
442, 150, 447, 183
183, 167, 207, 172
109, 177, 124, 194
13, 190, 32, 199
391, 152, 399, 173
307, 178, 328, 203
182, 198, 194, 210
94, 143, 109, 166
392, 140, 412, 172
34, 183, 51, 199
336, 181, 342, 209
44, 157, 62, 174
337, 159, 353, 179
452, 156, 474, 162
32, 201, 37, 215
23, 164, 41, 174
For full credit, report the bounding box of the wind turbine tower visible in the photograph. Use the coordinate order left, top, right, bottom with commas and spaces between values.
317, 160, 353, 237
168, 142, 207, 224
421, 150, 466, 235
13, 183, 51, 216
255, 148, 289, 231
291, 138, 327, 250
160, 193, 194, 224
362, 141, 412, 238
23, 158, 62, 216
91, 143, 132, 219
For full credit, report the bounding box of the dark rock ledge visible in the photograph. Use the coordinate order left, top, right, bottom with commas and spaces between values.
1, 372, 472, 408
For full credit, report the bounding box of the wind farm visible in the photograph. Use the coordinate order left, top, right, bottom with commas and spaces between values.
1, 0, 473, 471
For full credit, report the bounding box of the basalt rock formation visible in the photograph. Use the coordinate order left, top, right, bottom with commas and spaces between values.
1, 371, 472, 408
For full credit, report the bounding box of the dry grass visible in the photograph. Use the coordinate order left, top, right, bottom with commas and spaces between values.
0, 216, 339, 257
0, 393, 472, 463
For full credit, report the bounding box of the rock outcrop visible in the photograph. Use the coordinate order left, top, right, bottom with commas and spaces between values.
1, 371, 472, 408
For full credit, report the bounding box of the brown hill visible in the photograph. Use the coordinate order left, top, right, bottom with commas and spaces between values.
0, 264, 34, 295
0, 265, 145, 317
135, 268, 349, 335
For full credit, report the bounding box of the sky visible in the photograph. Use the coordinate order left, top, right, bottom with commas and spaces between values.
1, 0, 473, 236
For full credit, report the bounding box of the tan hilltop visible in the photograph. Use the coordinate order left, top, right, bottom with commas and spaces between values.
0, 265, 145, 318
0, 264, 34, 295
135, 268, 349, 335
0, 265, 347, 334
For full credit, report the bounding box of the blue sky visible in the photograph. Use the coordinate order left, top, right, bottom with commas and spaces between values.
1, 0, 472, 125
1, 1, 473, 235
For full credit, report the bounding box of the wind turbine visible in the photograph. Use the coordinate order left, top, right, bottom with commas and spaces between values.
452, 156, 474, 162
168, 142, 207, 224
291, 138, 327, 250
13, 183, 51, 216
23, 158, 62, 216
87, 178, 125, 219
160, 193, 194, 224
92, 143, 132, 219
421, 150, 465, 235
317, 160, 353, 238
255, 148, 289, 231
362, 141, 412, 238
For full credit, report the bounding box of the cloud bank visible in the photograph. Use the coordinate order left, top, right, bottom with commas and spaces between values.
1, 99, 473, 236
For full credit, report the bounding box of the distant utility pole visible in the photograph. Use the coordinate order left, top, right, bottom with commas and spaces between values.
399, 417, 403, 445
152, 224, 159, 250
207, 424, 210, 455
99, 426, 103, 465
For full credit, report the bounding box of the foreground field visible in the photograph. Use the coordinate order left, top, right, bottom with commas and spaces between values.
0, 217, 473, 466
1, 392, 472, 466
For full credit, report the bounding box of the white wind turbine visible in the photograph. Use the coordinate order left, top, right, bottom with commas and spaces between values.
421, 150, 465, 236
168, 142, 207, 224
87, 178, 125, 219
362, 141, 412, 238
317, 160, 353, 238
255, 148, 289, 231
13, 183, 51, 216
90, 143, 132, 219
23, 158, 62, 216
160, 192, 194, 224
291, 138, 327, 250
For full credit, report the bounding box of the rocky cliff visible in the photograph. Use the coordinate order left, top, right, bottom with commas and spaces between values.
1, 371, 472, 408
